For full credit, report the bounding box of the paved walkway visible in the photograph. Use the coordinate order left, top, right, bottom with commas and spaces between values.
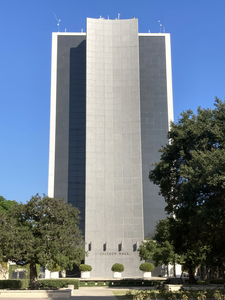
0, 286, 151, 299
0, 287, 119, 300
72, 287, 118, 299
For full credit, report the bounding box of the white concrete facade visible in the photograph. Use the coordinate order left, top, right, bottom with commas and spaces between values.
85, 18, 144, 277
48, 17, 174, 278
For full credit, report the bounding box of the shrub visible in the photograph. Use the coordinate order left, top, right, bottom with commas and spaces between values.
96, 281, 105, 286
0, 279, 29, 289
78, 279, 157, 287
111, 263, 124, 272
79, 264, 92, 272
47, 263, 61, 272
197, 280, 210, 285
85, 281, 95, 286
38, 279, 79, 289
139, 262, 155, 272
209, 279, 225, 284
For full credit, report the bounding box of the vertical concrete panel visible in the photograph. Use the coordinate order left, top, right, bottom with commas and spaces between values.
86, 18, 144, 277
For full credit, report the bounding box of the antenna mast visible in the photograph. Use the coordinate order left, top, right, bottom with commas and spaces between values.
53, 12, 61, 32
158, 14, 166, 33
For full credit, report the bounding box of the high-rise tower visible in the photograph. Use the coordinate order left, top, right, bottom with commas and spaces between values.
48, 17, 173, 277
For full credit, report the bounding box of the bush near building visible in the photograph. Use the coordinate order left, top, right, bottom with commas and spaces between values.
111, 263, 124, 272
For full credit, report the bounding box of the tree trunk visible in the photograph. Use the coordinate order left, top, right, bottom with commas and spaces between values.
173, 263, 176, 277
30, 262, 38, 290
188, 265, 196, 284
219, 264, 224, 278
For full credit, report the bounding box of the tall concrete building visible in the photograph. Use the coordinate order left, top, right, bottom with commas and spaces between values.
48, 17, 173, 277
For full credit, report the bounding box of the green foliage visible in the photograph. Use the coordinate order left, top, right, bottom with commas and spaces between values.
79, 264, 92, 272
138, 239, 156, 261
149, 98, 225, 282
207, 279, 225, 284
38, 279, 79, 289
0, 279, 80, 290
196, 279, 225, 285
197, 280, 210, 285
139, 262, 155, 272
154, 219, 170, 245
36, 264, 40, 277
0, 194, 85, 289
208, 279, 225, 284
47, 263, 61, 272
9, 264, 29, 279
213, 290, 225, 300
79, 280, 155, 287
84, 281, 95, 286
138, 219, 183, 277
128, 289, 225, 300
126, 289, 158, 300
0, 196, 17, 213
111, 263, 124, 272
0, 279, 29, 289
8, 264, 41, 279
95, 281, 106, 286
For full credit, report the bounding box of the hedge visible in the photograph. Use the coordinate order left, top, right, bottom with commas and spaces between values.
209, 279, 225, 284
79, 280, 154, 287
38, 279, 79, 289
0, 279, 29, 289
0, 279, 79, 290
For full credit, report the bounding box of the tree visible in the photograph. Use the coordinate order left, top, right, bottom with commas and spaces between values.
0, 196, 17, 279
149, 98, 225, 283
138, 219, 181, 277
138, 239, 156, 262
0, 194, 85, 289
0, 196, 17, 213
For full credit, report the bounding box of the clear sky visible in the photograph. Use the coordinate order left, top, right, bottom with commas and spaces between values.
0, 0, 225, 203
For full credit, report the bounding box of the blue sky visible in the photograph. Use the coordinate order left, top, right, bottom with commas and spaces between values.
0, 0, 225, 203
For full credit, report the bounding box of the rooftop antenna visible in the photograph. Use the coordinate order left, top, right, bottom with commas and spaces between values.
53, 12, 61, 32
118, 13, 120, 19
158, 14, 166, 33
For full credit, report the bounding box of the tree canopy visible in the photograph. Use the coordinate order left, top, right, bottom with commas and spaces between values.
138, 219, 181, 277
0, 194, 85, 289
149, 98, 225, 282
0, 196, 17, 213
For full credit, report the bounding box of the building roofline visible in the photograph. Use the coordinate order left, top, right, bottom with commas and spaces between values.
52, 32, 170, 36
